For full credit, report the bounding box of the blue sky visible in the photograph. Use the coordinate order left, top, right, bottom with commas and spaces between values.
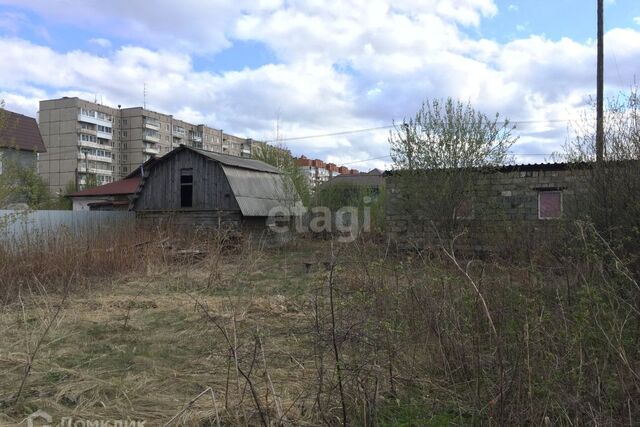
0, 0, 639, 170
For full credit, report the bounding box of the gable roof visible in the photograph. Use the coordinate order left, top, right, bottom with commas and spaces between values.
0, 110, 46, 153
68, 176, 141, 197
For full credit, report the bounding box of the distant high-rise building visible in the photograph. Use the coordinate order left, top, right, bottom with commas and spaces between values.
38, 97, 256, 193
296, 155, 358, 187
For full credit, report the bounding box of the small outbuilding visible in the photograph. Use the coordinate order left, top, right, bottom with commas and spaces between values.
67, 176, 142, 211
131, 145, 298, 230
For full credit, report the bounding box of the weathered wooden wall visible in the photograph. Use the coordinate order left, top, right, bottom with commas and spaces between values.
134, 149, 240, 211
136, 209, 242, 229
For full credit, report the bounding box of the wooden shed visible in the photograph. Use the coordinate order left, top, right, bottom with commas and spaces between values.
131, 146, 297, 230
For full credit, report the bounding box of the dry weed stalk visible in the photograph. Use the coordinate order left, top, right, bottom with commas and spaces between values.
187, 292, 269, 427
163, 387, 221, 427
13, 270, 73, 403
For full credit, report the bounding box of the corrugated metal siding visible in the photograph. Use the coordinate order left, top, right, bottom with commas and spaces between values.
222, 165, 296, 216
0, 210, 135, 242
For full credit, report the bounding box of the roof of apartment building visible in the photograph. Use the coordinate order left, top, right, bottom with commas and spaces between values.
68, 176, 141, 197
0, 110, 46, 152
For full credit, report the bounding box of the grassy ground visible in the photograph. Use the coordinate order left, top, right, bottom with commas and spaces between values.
2, 231, 639, 426
0, 238, 332, 426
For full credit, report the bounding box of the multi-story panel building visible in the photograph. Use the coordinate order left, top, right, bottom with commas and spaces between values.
39, 97, 116, 193
296, 155, 358, 187
222, 133, 253, 158
38, 97, 257, 193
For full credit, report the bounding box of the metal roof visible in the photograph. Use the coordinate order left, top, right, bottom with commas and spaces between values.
68, 176, 141, 197
324, 172, 384, 187
190, 147, 281, 174
222, 165, 297, 216
383, 161, 598, 176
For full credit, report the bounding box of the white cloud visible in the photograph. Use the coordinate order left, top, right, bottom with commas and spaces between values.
0, 1, 639, 169
508, 4, 518, 11
634, 16, 640, 25
88, 38, 111, 48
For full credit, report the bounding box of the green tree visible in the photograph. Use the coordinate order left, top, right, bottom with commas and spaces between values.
564, 88, 640, 246
253, 142, 311, 206
84, 173, 98, 189
0, 158, 52, 209
388, 98, 517, 239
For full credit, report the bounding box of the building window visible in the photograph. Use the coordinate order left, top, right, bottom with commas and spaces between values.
180, 168, 193, 208
538, 190, 562, 219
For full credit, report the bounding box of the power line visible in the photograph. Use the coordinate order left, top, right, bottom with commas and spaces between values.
264, 118, 581, 144
264, 125, 394, 143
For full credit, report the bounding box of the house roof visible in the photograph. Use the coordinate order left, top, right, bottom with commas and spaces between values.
131, 145, 298, 216
325, 172, 384, 187
189, 146, 281, 173
0, 110, 46, 153
383, 161, 595, 176
222, 165, 296, 216
68, 176, 141, 197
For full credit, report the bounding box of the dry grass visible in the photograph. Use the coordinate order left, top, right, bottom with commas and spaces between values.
0, 226, 638, 426
0, 235, 329, 426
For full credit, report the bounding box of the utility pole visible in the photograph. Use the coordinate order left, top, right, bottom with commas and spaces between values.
596, 0, 604, 163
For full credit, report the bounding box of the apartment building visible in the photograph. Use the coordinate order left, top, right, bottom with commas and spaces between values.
296, 155, 358, 187
38, 97, 256, 193
39, 97, 116, 193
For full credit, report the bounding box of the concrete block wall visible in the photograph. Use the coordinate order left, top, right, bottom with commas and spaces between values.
385, 165, 585, 247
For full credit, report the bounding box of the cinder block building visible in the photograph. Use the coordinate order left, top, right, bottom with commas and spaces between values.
385, 163, 586, 247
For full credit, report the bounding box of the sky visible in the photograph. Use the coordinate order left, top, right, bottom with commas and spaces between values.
0, 0, 639, 170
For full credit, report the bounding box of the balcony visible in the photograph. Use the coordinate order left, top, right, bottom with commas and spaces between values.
78, 139, 113, 151
78, 112, 112, 127
97, 130, 112, 140
143, 132, 160, 143
77, 125, 96, 135
143, 145, 160, 155
78, 165, 113, 175
144, 118, 160, 130
77, 153, 113, 163
189, 132, 203, 143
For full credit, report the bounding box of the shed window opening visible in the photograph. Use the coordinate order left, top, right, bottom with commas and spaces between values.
538, 190, 562, 219
180, 168, 193, 208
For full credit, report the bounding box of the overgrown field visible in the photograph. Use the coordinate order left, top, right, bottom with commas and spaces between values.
0, 225, 639, 426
